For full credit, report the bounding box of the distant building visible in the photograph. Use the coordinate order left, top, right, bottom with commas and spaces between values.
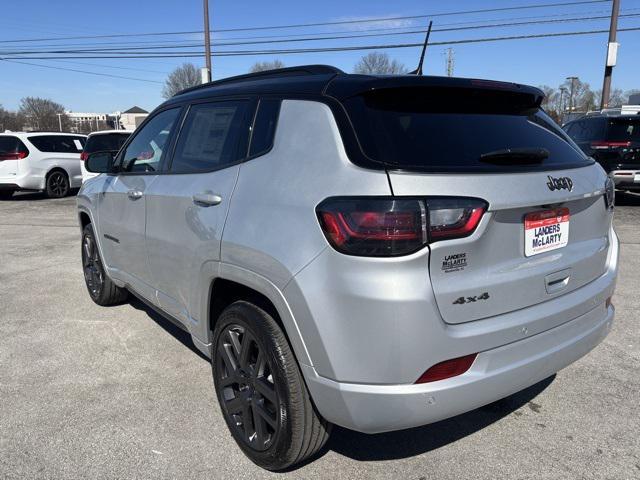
66, 111, 109, 132
622, 93, 640, 115
118, 106, 148, 130
64, 106, 149, 133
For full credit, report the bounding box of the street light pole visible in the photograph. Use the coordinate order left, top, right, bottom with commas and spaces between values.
559, 87, 568, 123
203, 0, 212, 82
566, 76, 578, 115
56, 113, 63, 132
600, 0, 620, 109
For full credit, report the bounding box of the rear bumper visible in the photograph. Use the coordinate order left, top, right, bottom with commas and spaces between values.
303, 302, 613, 433
0, 172, 45, 191
611, 170, 640, 189
294, 227, 618, 433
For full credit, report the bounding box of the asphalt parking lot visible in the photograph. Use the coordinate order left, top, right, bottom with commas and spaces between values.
1, 192, 639, 480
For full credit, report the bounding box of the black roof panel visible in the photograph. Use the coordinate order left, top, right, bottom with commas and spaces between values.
162, 64, 543, 107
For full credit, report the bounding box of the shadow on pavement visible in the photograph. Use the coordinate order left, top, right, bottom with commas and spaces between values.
128, 297, 210, 362
615, 190, 640, 207
5, 190, 79, 201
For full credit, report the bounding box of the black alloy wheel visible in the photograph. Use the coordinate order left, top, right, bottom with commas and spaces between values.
82, 231, 104, 300
212, 302, 332, 471
46, 171, 69, 198
216, 323, 280, 451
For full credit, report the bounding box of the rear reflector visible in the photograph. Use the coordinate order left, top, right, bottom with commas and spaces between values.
317, 197, 487, 257
415, 354, 477, 383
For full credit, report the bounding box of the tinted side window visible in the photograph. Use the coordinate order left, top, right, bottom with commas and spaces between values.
170, 101, 251, 173
249, 98, 280, 157
120, 108, 180, 173
29, 135, 85, 153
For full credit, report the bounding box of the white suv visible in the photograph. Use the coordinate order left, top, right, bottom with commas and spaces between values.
0, 132, 86, 199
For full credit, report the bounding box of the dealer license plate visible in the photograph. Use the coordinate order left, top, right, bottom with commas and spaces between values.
524, 208, 570, 257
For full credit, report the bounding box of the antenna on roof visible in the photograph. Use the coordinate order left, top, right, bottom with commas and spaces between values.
409, 21, 433, 76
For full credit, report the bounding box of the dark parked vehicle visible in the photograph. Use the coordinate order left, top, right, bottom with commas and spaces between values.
80, 130, 132, 182
563, 115, 640, 190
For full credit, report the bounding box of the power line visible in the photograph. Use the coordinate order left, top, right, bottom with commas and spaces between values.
2, 26, 638, 60
0, 58, 164, 83
44, 58, 170, 74
4, 12, 638, 57
0, 6, 628, 51
0, 0, 611, 44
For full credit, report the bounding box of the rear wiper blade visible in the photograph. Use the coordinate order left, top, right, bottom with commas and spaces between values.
479, 147, 549, 164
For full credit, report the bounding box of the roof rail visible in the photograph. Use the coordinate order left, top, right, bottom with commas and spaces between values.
174, 64, 344, 97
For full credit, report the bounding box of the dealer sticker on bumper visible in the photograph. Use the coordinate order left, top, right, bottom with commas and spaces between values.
524, 208, 570, 257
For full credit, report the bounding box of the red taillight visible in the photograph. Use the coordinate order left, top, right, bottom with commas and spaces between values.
80, 151, 89, 161
0, 152, 27, 161
591, 141, 632, 150
316, 197, 486, 257
317, 198, 427, 256
415, 354, 477, 384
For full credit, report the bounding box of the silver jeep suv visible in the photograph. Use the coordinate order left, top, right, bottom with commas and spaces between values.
78, 65, 618, 471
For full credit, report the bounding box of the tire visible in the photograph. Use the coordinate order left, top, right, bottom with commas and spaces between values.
81, 223, 128, 306
46, 170, 70, 198
0, 190, 14, 200
212, 301, 331, 471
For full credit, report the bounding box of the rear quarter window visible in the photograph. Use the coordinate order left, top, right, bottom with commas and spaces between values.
0, 136, 29, 159
249, 98, 280, 157
28, 135, 85, 153
343, 87, 592, 173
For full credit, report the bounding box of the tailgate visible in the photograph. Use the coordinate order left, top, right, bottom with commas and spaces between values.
390, 166, 612, 324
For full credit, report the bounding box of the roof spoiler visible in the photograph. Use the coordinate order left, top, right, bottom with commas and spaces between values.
325, 75, 544, 108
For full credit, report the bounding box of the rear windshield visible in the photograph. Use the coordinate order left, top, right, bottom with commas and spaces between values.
607, 118, 640, 142
343, 87, 592, 172
29, 135, 85, 153
84, 133, 130, 154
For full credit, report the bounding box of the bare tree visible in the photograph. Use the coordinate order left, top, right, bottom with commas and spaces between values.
0, 105, 26, 131
249, 60, 285, 73
560, 78, 595, 112
354, 52, 407, 75
162, 63, 201, 99
18, 97, 69, 131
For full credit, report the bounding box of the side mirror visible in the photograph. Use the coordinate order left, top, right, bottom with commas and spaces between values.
85, 151, 116, 174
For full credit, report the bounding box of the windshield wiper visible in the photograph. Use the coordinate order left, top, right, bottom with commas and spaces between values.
479, 147, 549, 165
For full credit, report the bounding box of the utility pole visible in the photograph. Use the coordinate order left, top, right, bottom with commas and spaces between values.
600, 0, 620, 109
56, 113, 63, 132
444, 48, 454, 77
566, 76, 578, 114
203, 0, 212, 83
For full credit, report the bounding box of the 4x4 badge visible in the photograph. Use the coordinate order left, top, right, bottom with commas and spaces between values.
547, 175, 573, 192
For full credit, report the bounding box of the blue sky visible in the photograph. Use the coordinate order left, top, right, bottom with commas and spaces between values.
1, 0, 639, 113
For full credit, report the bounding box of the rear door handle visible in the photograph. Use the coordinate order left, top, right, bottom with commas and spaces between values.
192, 193, 222, 207
127, 190, 143, 200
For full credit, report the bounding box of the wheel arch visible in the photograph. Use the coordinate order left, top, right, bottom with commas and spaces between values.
206, 266, 312, 368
